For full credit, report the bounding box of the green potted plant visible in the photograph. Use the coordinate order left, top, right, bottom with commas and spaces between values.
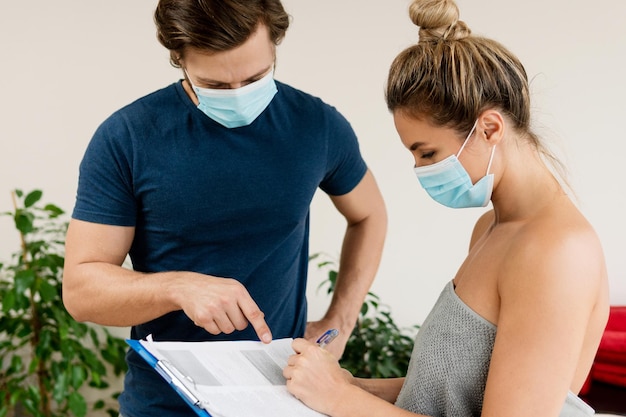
0, 189, 128, 417
310, 252, 419, 378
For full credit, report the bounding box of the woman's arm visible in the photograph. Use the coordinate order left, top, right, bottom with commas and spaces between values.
354, 377, 406, 403
480, 222, 607, 417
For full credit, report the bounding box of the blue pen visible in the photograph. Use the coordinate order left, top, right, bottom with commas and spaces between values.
316, 328, 339, 349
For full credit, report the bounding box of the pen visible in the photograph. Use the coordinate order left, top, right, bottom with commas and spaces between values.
316, 328, 339, 349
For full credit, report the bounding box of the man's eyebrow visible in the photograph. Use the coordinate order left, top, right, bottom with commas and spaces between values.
196, 66, 272, 85
245, 65, 272, 81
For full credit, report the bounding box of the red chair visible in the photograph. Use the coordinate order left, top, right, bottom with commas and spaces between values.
579, 306, 626, 397
591, 306, 626, 388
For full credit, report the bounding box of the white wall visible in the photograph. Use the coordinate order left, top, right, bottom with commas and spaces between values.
1, 0, 624, 336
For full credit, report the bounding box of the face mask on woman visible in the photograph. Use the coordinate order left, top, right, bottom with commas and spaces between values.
413, 121, 496, 208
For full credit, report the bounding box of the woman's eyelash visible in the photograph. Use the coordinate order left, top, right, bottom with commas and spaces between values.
421, 151, 435, 159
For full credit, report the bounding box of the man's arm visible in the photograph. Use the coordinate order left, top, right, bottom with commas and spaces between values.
62, 219, 271, 341
305, 169, 387, 357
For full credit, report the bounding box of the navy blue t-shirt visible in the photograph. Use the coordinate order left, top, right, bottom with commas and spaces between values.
72, 80, 367, 417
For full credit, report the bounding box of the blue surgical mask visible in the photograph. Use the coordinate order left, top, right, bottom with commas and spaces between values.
187, 68, 277, 128
413, 121, 496, 208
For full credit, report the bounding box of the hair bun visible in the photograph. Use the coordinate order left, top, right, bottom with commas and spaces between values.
409, 0, 471, 42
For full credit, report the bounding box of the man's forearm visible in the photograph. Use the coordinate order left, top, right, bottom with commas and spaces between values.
63, 263, 182, 326
323, 206, 387, 331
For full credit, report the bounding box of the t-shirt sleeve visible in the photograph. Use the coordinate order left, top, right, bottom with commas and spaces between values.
71, 112, 137, 226
318, 106, 368, 196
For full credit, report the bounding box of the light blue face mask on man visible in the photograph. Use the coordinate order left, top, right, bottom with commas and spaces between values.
188, 68, 277, 128
413, 121, 496, 208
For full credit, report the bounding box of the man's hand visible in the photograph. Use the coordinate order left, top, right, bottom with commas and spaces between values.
175, 273, 272, 343
305, 319, 352, 358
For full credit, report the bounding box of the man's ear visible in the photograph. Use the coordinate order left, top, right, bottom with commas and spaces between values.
477, 109, 505, 145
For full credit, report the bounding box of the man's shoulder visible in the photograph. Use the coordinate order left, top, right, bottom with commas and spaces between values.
274, 80, 329, 108
100, 82, 185, 130
119, 82, 183, 115
273, 80, 348, 125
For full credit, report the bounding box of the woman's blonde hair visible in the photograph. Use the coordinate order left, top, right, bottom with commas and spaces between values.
386, 0, 568, 184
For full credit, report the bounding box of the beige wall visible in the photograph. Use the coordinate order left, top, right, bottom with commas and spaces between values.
1, 0, 624, 353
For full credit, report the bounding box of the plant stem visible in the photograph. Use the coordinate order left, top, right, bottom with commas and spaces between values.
11, 191, 51, 417
10, 191, 27, 264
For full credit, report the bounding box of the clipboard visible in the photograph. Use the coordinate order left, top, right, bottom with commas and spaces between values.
125, 337, 328, 417
127, 339, 211, 417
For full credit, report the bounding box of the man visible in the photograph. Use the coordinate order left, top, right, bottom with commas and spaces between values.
62, 1, 387, 416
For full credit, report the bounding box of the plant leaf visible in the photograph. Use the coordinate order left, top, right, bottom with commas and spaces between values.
52, 372, 68, 402
38, 279, 57, 303
68, 391, 88, 417
15, 269, 36, 294
43, 203, 64, 217
23, 190, 43, 208
14, 210, 35, 235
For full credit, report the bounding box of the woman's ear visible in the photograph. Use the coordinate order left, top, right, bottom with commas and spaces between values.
477, 109, 505, 145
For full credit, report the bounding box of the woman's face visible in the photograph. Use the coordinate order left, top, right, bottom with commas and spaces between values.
393, 111, 491, 185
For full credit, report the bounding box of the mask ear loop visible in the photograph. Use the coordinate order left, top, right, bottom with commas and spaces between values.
485, 145, 496, 175
182, 69, 200, 102
457, 120, 497, 176
456, 120, 479, 158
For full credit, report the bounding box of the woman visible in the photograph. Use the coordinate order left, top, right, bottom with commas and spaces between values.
282, 0, 609, 416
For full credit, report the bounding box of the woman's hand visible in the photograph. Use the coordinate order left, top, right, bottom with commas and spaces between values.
283, 338, 354, 415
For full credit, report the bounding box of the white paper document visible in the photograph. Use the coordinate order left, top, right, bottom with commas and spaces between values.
138, 338, 328, 417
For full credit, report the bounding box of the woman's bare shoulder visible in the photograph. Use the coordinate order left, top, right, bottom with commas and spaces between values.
500, 200, 606, 302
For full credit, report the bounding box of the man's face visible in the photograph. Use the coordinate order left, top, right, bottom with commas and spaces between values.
181, 24, 276, 91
